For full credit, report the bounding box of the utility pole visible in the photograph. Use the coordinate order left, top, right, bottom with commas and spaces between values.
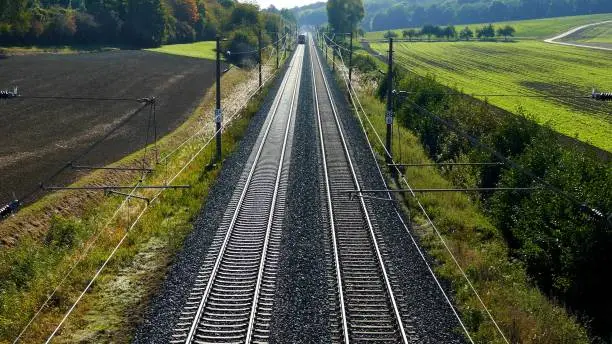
385, 37, 393, 164
332, 40, 336, 72
275, 31, 279, 69
325, 36, 328, 62
215, 36, 222, 163
348, 31, 354, 85
258, 29, 262, 88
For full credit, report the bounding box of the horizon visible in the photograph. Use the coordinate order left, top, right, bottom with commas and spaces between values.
254, 0, 324, 9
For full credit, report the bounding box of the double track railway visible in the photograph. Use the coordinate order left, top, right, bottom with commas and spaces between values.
171, 35, 412, 344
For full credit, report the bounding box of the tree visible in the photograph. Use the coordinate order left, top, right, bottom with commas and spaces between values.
384, 30, 398, 39
459, 26, 473, 41
173, 0, 199, 25
497, 24, 515, 41
327, 0, 364, 34
229, 3, 259, 29
476, 23, 495, 40
420, 24, 439, 41
402, 28, 417, 41
124, 0, 165, 47
443, 25, 456, 40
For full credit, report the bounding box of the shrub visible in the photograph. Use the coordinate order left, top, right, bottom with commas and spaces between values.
352, 53, 377, 73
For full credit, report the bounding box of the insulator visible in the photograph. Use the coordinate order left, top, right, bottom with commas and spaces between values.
591, 90, 612, 101
0, 89, 17, 99
0, 200, 20, 218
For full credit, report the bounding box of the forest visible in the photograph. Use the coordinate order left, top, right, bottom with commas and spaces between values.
0, 0, 295, 48
293, 0, 612, 31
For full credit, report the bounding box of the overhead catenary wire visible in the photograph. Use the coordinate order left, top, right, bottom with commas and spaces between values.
404, 98, 606, 218
12, 95, 149, 102
160, 42, 280, 163
37, 50, 288, 344
13, 101, 152, 206
329, 42, 509, 343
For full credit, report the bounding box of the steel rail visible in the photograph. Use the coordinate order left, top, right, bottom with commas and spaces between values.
312, 36, 409, 343
245, 44, 303, 343
309, 36, 351, 344
183, 47, 302, 344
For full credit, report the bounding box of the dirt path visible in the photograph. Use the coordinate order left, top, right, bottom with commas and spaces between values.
544, 20, 612, 51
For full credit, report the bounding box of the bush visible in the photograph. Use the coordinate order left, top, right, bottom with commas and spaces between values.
387, 69, 612, 338
223, 28, 258, 66
352, 53, 377, 73
45, 216, 84, 249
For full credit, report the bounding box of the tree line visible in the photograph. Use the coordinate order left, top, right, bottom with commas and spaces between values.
0, 0, 295, 48
293, 0, 612, 32
384, 24, 516, 41
372, 67, 612, 341
370, 0, 612, 31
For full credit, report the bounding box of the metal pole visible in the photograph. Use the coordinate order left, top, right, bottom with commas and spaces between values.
275, 31, 279, 69
258, 29, 262, 88
215, 36, 222, 163
325, 36, 328, 61
385, 37, 393, 164
332, 44, 336, 71
348, 32, 354, 85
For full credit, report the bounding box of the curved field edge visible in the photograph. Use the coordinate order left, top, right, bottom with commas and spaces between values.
330, 63, 590, 343
561, 21, 612, 44
368, 40, 612, 152
147, 41, 217, 60
365, 13, 612, 40
0, 53, 284, 342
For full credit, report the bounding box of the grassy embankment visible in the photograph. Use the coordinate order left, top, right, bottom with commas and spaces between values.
322, 50, 591, 343
366, 14, 612, 152
0, 42, 285, 342
147, 41, 218, 60
365, 13, 612, 40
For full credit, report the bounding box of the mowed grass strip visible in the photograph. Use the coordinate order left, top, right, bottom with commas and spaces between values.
147, 41, 217, 60
365, 13, 612, 40
370, 40, 612, 152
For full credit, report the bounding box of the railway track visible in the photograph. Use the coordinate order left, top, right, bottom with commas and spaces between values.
309, 37, 410, 343
171, 45, 304, 344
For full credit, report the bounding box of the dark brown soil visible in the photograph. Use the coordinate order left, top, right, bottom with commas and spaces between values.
0, 50, 217, 205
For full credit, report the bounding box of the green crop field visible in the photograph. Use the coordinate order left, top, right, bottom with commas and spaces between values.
562, 21, 612, 44
366, 13, 612, 40
148, 41, 217, 60
369, 39, 612, 151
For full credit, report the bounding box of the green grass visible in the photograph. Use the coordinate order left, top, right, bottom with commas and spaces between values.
562, 21, 612, 44
369, 39, 612, 152
0, 59, 279, 342
365, 13, 612, 40
147, 41, 217, 60
330, 63, 590, 343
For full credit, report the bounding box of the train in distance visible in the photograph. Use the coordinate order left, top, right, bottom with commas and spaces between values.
298, 34, 306, 44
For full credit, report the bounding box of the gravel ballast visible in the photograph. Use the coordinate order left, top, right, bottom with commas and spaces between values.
316, 45, 467, 342
132, 55, 294, 343
267, 45, 332, 343
135, 42, 468, 343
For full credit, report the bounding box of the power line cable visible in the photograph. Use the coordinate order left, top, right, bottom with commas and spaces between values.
14, 101, 151, 205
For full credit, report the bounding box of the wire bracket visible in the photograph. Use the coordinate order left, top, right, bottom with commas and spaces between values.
0, 86, 18, 99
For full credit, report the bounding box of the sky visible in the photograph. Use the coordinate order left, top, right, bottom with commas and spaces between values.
254, 0, 323, 9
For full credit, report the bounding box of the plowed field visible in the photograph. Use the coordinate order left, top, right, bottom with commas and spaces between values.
0, 50, 218, 205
